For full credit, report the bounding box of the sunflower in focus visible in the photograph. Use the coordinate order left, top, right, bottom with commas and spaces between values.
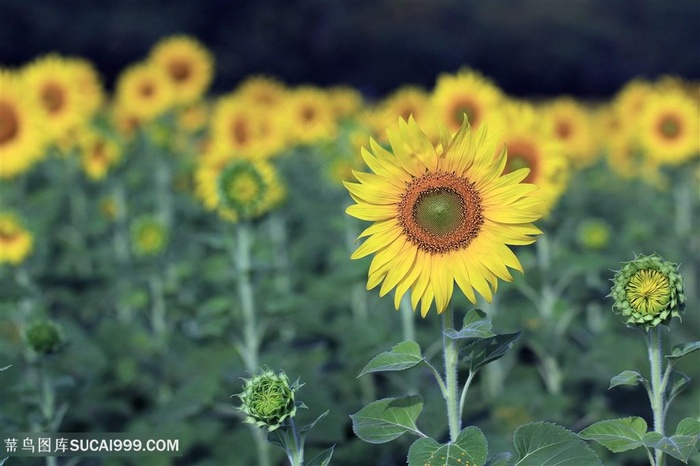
431, 68, 504, 134
23, 54, 89, 142
79, 130, 122, 181
492, 102, 568, 215
0, 70, 47, 178
150, 35, 214, 105
345, 117, 543, 316
115, 62, 175, 122
542, 98, 597, 167
0, 212, 34, 265
638, 88, 699, 166
283, 86, 337, 145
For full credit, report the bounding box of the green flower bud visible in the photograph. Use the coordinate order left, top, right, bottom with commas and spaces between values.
25, 320, 64, 355
576, 218, 611, 250
130, 216, 168, 257
609, 254, 685, 329
235, 369, 300, 432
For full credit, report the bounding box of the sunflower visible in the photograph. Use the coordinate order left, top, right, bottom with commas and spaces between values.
283, 86, 337, 145
542, 98, 598, 167
638, 88, 699, 166
149, 35, 214, 106
79, 130, 122, 181
613, 79, 653, 123
22, 54, 89, 142
371, 86, 437, 142
0, 212, 34, 265
0, 70, 47, 178
327, 85, 365, 120
131, 216, 169, 257
209, 94, 286, 158
431, 68, 504, 134
491, 102, 569, 215
65, 57, 105, 117
115, 62, 175, 122
345, 117, 543, 316
235, 75, 288, 109
195, 149, 285, 222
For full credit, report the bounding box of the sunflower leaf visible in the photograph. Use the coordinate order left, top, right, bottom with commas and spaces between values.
444, 309, 495, 340
350, 395, 424, 444
358, 341, 424, 377
485, 452, 512, 466
460, 332, 521, 372
513, 422, 602, 465
609, 370, 649, 390
578, 417, 647, 453
666, 341, 700, 361
665, 370, 691, 404
407, 427, 488, 466
306, 445, 335, 466
642, 419, 700, 464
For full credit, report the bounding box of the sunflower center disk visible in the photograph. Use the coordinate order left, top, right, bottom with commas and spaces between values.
625, 269, 671, 316
415, 190, 465, 236
659, 116, 681, 139
169, 60, 192, 82
0, 102, 19, 144
398, 172, 484, 254
41, 83, 65, 114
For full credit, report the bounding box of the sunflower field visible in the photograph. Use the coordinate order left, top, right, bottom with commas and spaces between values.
1, 34, 699, 466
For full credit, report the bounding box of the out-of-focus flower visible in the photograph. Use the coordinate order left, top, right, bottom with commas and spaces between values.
0, 212, 34, 265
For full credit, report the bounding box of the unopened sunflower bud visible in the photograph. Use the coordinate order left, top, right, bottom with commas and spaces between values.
235, 369, 300, 432
25, 320, 64, 355
610, 254, 685, 329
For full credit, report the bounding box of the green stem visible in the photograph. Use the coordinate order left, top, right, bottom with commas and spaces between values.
647, 327, 666, 466
149, 273, 166, 343
39, 361, 58, 466
235, 221, 259, 371
400, 294, 416, 343
287, 418, 304, 466
268, 213, 292, 294
458, 370, 476, 422
442, 304, 461, 442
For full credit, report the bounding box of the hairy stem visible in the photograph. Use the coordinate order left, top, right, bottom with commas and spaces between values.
647, 327, 666, 466
442, 304, 461, 442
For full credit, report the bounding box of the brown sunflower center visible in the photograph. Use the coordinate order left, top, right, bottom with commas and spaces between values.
140, 82, 155, 98
657, 114, 682, 139
451, 99, 480, 127
168, 60, 192, 83
0, 224, 19, 243
505, 140, 539, 183
0, 101, 19, 145
91, 140, 107, 163
555, 120, 572, 139
398, 171, 483, 254
231, 119, 249, 144
301, 106, 317, 122
41, 82, 65, 114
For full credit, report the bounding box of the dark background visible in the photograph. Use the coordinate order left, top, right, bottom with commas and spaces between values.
1, 0, 698, 99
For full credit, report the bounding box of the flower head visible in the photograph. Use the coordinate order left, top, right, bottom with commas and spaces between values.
345, 117, 543, 317
610, 254, 685, 329
25, 320, 64, 355
236, 369, 301, 432
131, 216, 168, 257
0, 212, 34, 265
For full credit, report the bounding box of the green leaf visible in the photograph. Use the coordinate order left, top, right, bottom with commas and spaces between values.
579, 417, 647, 453
666, 341, 700, 361
461, 332, 521, 372
608, 370, 648, 390
407, 427, 488, 466
267, 427, 294, 452
0, 365, 11, 372
358, 341, 424, 377
350, 395, 424, 444
485, 452, 512, 466
444, 309, 495, 340
306, 445, 335, 466
514, 422, 603, 465
643, 421, 700, 464
664, 369, 690, 405
300, 410, 329, 436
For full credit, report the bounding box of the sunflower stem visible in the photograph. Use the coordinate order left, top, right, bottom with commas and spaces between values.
647, 326, 667, 466
442, 303, 461, 443
268, 212, 292, 294
232, 221, 270, 466
287, 417, 304, 466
